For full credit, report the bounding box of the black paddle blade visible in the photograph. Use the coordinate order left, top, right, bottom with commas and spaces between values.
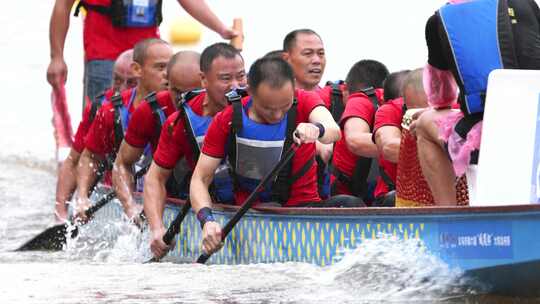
15, 223, 79, 251
15, 191, 115, 252
196, 253, 211, 264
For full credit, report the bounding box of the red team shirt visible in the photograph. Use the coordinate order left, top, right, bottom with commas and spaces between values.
73, 88, 115, 153
153, 93, 206, 170
317, 83, 347, 109
372, 98, 404, 198
202, 89, 324, 207
330, 89, 385, 196
84, 88, 137, 155
83, 0, 159, 61
124, 91, 177, 153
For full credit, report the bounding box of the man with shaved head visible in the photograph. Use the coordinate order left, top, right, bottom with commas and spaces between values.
113, 50, 202, 221
75, 38, 172, 221
54, 49, 138, 222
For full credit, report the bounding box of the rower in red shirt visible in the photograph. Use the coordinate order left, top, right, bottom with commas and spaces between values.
75, 38, 172, 221
190, 57, 342, 256
112, 51, 201, 222
144, 43, 247, 259
54, 49, 137, 223
372, 70, 411, 206
283, 29, 335, 198
329, 60, 389, 203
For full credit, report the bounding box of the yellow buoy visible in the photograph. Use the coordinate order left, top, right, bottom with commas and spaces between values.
169, 17, 202, 45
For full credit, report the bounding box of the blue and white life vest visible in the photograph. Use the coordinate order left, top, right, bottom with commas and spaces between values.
170, 93, 235, 203
112, 89, 167, 192
232, 99, 288, 202
226, 97, 311, 204
438, 0, 516, 116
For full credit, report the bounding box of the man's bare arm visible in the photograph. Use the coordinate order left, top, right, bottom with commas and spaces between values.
112, 140, 144, 217
374, 126, 401, 163
344, 118, 378, 158
47, 0, 75, 88
190, 154, 221, 213
143, 162, 172, 232
177, 0, 236, 39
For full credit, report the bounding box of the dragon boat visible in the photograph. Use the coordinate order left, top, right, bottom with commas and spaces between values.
95, 195, 540, 297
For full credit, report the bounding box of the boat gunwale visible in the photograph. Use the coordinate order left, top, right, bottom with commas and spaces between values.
161, 196, 540, 216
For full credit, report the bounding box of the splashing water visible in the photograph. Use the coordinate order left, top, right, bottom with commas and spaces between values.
0, 156, 527, 303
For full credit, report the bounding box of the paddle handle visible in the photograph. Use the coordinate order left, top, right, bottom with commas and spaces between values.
196, 143, 298, 264
230, 18, 243, 51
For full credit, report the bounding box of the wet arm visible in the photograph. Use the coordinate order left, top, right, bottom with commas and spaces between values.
374, 126, 401, 163
112, 141, 144, 212
76, 148, 105, 200
344, 117, 378, 158
143, 162, 172, 232
190, 154, 221, 213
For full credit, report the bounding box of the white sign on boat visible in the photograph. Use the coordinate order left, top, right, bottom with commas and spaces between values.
474, 69, 540, 206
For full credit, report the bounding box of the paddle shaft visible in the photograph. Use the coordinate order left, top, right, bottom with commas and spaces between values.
164, 201, 191, 245
144, 201, 191, 263
196, 143, 298, 264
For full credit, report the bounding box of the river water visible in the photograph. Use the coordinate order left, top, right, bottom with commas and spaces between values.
1, 1, 539, 303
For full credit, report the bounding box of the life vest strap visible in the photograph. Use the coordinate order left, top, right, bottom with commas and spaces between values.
145, 91, 166, 139
110, 93, 125, 151
326, 80, 345, 122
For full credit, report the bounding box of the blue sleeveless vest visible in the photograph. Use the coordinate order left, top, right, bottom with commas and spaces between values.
114, 89, 166, 192
234, 99, 288, 202
174, 103, 235, 203
439, 0, 506, 115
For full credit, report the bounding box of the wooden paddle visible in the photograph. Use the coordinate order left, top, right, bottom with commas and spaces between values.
15, 191, 116, 251
196, 142, 299, 264
230, 18, 243, 51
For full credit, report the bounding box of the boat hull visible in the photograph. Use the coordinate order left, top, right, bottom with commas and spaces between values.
95, 197, 540, 296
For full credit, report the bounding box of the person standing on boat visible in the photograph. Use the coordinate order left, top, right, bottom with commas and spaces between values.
46, 0, 240, 106
112, 51, 201, 223
190, 57, 351, 255
414, 0, 540, 205
329, 60, 389, 204
54, 49, 137, 223
75, 38, 172, 221
144, 43, 246, 259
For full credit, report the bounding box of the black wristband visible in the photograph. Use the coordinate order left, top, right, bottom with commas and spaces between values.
196, 207, 215, 229
313, 122, 325, 139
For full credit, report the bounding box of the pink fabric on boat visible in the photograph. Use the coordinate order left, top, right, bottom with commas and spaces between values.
51, 84, 74, 149
436, 111, 482, 177
424, 0, 478, 177
423, 63, 459, 108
